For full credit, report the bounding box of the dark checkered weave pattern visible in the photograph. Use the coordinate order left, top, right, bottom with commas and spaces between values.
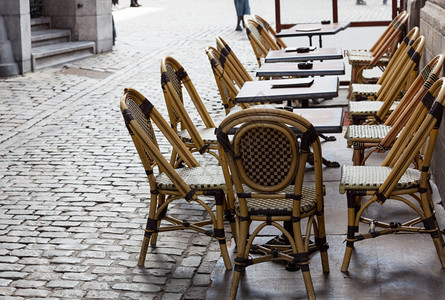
165, 64, 183, 121
127, 98, 155, 144
127, 98, 156, 163
238, 126, 294, 187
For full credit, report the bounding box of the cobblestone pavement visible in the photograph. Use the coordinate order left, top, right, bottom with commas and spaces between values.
0, 1, 390, 299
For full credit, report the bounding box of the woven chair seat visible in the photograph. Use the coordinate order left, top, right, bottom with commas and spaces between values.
350, 83, 382, 98
235, 185, 317, 216
349, 101, 399, 116
347, 124, 392, 142
157, 165, 226, 191
339, 165, 420, 194
348, 53, 389, 64
178, 128, 217, 145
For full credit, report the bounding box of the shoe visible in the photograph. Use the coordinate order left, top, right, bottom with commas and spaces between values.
235, 25, 242, 31
263, 235, 319, 254
263, 235, 290, 247
356, 0, 367, 4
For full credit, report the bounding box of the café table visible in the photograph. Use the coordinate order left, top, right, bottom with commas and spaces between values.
276, 22, 351, 48
265, 47, 343, 63
235, 76, 339, 108
256, 61, 345, 78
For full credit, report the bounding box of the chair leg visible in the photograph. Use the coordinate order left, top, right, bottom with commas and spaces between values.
228, 270, 242, 299
302, 268, 316, 300
212, 190, 232, 270
342, 191, 360, 272
353, 146, 364, 166
137, 235, 150, 266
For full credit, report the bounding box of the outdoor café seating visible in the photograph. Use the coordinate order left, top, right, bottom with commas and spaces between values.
160, 56, 220, 160
347, 10, 409, 84
120, 88, 234, 269
348, 35, 425, 125
253, 15, 287, 49
347, 54, 444, 165
216, 36, 253, 87
349, 26, 419, 101
216, 107, 330, 299
339, 78, 445, 272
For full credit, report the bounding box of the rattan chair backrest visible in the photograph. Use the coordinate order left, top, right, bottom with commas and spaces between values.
161, 56, 216, 152
217, 107, 323, 197
381, 78, 445, 168
215, 36, 253, 86
253, 15, 287, 49
246, 22, 269, 67
371, 36, 425, 121
206, 46, 250, 115
367, 55, 444, 160
369, 11, 408, 56
367, 79, 445, 205
120, 88, 200, 178
247, 19, 281, 52
376, 26, 419, 85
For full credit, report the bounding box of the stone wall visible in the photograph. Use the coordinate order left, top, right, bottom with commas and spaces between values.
0, 0, 32, 74
43, 0, 113, 53
419, 0, 445, 204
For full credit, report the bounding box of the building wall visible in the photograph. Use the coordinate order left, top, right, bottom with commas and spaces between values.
419, 0, 445, 204
0, 0, 32, 73
43, 0, 113, 53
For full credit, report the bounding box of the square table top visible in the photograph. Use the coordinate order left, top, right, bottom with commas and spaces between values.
292, 107, 344, 133
265, 47, 343, 63
256, 61, 345, 78
235, 77, 339, 104
276, 22, 350, 38
225, 106, 344, 134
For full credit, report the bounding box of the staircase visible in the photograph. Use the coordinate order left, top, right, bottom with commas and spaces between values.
31, 17, 95, 71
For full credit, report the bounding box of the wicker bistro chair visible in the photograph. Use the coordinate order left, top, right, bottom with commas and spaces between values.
120, 88, 233, 269
347, 54, 444, 165
216, 107, 330, 300
206, 46, 251, 115
348, 36, 425, 125
246, 22, 274, 67
160, 56, 219, 162
339, 78, 445, 273
215, 36, 253, 88
347, 11, 409, 84
349, 27, 419, 101
253, 15, 287, 49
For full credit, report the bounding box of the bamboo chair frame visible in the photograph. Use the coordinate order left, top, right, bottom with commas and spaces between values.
246, 22, 271, 67
348, 11, 409, 84
348, 36, 425, 125
348, 54, 444, 165
247, 19, 281, 52
206, 46, 251, 115
253, 15, 287, 49
349, 27, 419, 101
215, 36, 253, 87
216, 107, 329, 300
120, 88, 234, 269
160, 56, 218, 161
339, 78, 445, 273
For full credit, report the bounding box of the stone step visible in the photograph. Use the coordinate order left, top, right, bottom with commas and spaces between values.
31, 41, 95, 71
30, 17, 51, 31
31, 29, 71, 47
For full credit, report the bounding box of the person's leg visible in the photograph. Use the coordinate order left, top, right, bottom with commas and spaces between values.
236, 15, 242, 31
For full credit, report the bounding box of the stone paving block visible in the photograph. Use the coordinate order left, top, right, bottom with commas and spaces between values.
13, 288, 50, 298
51, 289, 87, 298
86, 290, 120, 299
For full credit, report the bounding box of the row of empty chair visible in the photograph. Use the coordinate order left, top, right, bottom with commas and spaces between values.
118, 12, 445, 299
